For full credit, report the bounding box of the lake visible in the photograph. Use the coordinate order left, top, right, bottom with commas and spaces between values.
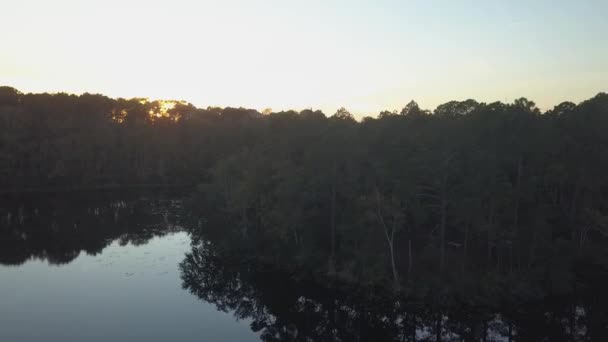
1, 193, 606, 341
0, 193, 259, 342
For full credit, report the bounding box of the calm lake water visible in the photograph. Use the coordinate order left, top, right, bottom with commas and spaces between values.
0, 194, 259, 342
1, 193, 607, 341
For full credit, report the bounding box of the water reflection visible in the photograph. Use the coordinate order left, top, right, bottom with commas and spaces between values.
0, 193, 183, 266
2, 194, 608, 341
0, 193, 258, 342
180, 240, 608, 341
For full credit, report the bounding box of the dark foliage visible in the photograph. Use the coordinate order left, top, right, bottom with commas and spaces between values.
2, 85, 608, 296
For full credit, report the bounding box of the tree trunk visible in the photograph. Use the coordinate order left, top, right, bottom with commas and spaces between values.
496, 245, 501, 272
570, 182, 580, 222
375, 185, 400, 288
440, 196, 447, 273
328, 163, 337, 275
241, 206, 248, 239
513, 156, 523, 231
408, 238, 413, 278
387, 230, 400, 288
528, 232, 536, 268
292, 226, 299, 246
463, 220, 469, 272
509, 245, 513, 274
439, 156, 450, 275
487, 199, 495, 267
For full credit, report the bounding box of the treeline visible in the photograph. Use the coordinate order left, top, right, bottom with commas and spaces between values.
186, 93, 608, 295
0, 86, 260, 190
2, 85, 608, 293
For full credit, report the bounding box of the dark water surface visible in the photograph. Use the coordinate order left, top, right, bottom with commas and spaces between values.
1, 193, 607, 341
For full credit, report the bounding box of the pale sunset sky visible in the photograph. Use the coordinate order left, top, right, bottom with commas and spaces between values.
1, 0, 606, 116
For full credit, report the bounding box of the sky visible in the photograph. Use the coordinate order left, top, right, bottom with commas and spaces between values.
1, 0, 607, 116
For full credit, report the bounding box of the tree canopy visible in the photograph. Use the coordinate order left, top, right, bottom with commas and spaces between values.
2, 86, 608, 295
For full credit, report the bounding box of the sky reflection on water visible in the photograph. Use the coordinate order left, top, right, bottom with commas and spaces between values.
0, 231, 258, 342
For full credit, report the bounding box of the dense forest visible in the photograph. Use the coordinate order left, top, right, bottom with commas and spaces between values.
2, 85, 608, 298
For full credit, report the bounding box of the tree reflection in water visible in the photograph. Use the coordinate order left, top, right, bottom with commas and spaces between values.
180, 241, 608, 342
0, 193, 183, 266
2, 193, 607, 341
